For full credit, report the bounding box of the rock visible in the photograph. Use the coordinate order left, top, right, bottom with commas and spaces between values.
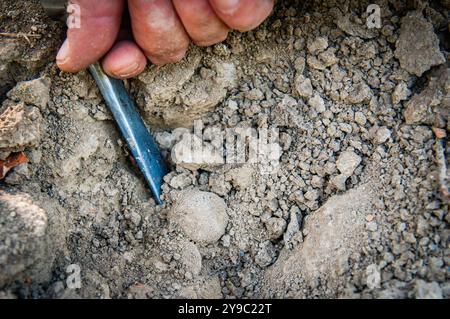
169, 173, 192, 189
135, 50, 237, 127
294, 75, 313, 98
414, 280, 443, 299
180, 241, 202, 277
0, 100, 42, 152
366, 221, 378, 232
304, 189, 320, 201
255, 241, 276, 267
155, 131, 176, 149
395, 12, 445, 77
272, 95, 302, 128
354, 112, 367, 126
307, 37, 328, 54
279, 132, 292, 151
265, 217, 287, 240
225, 165, 254, 190
318, 48, 338, 67
284, 209, 301, 247
170, 190, 228, 244
392, 82, 410, 105
209, 173, 231, 196
4, 163, 29, 185
404, 66, 449, 125
336, 151, 361, 177
7, 77, 51, 109
330, 174, 348, 191
335, 13, 376, 39
294, 56, 305, 73
345, 82, 372, 104
308, 94, 326, 113
307, 55, 327, 70
221, 234, 231, 247
245, 88, 264, 101
171, 133, 224, 171
374, 127, 391, 144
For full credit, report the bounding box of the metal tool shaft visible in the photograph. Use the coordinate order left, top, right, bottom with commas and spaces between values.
89, 63, 167, 204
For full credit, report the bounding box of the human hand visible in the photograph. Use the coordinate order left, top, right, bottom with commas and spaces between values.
56, 0, 274, 79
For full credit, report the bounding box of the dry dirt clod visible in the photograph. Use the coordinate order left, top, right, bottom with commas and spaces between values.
7, 77, 51, 109
394, 12, 446, 77
170, 190, 229, 244
336, 151, 362, 177
0, 100, 41, 152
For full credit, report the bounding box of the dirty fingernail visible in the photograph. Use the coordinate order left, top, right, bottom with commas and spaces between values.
214, 0, 240, 14
114, 62, 142, 78
56, 39, 70, 65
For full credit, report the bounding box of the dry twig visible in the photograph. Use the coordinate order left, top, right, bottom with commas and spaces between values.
0, 32, 41, 44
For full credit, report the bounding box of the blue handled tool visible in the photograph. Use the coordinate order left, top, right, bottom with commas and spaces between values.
89, 63, 167, 205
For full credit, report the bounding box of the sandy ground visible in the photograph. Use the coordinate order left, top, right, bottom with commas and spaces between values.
0, 0, 449, 299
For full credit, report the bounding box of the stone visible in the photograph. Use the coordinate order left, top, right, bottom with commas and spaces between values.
404, 66, 449, 125
319, 48, 338, 67
225, 165, 254, 190
0, 100, 42, 152
414, 280, 443, 299
308, 94, 326, 113
265, 217, 287, 240
255, 241, 276, 267
336, 151, 362, 177
180, 241, 202, 277
209, 173, 231, 196
307, 37, 328, 54
354, 112, 367, 126
294, 75, 313, 98
374, 127, 391, 144
245, 88, 264, 101
395, 12, 445, 77
284, 209, 301, 246
392, 82, 410, 105
170, 190, 228, 244
304, 189, 320, 201
169, 173, 192, 189
330, 174, 348, 191
345, 82, 372, 104
7, 77, 51, 109
155, 131, 176, 149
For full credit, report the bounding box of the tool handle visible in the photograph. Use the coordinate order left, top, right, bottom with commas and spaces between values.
89, 63, 167, 204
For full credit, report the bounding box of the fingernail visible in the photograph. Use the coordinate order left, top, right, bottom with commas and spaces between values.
214, 0, 240, 14
56, 39, 70, 64
115, 62, 141, 78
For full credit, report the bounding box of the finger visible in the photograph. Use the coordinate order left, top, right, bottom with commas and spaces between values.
172, 0, 229, 46
128, 0, 190, 65
208, 0, 274, 32
102, 40, 147, 79
57, 0, 125, 72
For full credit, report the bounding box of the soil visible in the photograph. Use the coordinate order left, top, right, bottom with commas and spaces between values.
0, 0, 449, 299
